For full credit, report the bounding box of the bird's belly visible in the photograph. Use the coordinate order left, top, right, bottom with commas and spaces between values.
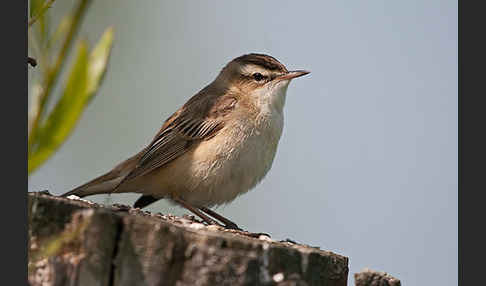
181, 114, 284, 207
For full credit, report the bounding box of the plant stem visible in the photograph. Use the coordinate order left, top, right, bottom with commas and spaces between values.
28, 0, 57, 27
28, 0, 92, 154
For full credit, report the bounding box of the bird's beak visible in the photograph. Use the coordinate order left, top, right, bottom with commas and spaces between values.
276, 70, 311, 81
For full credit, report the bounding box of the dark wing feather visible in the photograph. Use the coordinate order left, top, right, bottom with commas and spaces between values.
133, 195, 159, 208
120, 94, 237, 183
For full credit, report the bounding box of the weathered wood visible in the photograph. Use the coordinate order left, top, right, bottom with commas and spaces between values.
28, 192, 349, 286
354, 268, 401, 286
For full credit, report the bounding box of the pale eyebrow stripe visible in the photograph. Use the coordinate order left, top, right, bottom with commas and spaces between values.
239, 64, 270, 77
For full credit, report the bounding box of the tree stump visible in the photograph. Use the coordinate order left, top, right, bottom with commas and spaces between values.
354, 269, 401, 286
28, 192, 350, 286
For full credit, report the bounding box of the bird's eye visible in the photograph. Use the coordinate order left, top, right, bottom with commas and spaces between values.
252, 73, 265, 81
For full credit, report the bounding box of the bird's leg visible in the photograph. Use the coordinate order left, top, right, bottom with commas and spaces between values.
199, 207, 270, 237
199, 206, 242, 230
172, 197, 223, 227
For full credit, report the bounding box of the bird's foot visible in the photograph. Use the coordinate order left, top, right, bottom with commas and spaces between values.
223, 222, 242, 231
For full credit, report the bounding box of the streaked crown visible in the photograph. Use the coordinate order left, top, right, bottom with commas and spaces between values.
216, 53, 289, 86
233, 53, 288, 73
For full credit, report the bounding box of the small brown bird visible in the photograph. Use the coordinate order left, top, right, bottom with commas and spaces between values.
62, 53, 309, 230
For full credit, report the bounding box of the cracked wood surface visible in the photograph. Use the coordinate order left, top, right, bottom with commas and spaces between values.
28, 192, 349, 286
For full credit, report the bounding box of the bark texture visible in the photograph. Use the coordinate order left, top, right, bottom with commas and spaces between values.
354, 268, 401, 286
28, 192, 350, 286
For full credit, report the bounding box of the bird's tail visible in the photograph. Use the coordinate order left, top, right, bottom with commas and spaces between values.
61, 151, 142, 198
61, 171, 124, 198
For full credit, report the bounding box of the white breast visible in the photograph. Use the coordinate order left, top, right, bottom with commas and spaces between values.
181, 81, 289, 207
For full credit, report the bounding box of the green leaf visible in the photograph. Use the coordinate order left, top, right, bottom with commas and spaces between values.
28, 40, 89, 174
29, 0, 52, 43
28, 28, 115, 174
30, 0, 43, 18
87, 27, 114, 97
47, 16, 72, 50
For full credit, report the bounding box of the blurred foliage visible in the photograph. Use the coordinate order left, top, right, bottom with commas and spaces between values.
28, 0, 114, 174
28, 216, 90, 275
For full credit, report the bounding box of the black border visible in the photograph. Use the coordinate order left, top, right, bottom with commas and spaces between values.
459, 1, 484, 285
4, 0, 28, 284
